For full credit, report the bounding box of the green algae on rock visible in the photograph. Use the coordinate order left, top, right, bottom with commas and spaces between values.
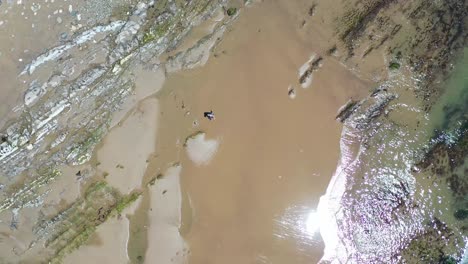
226, 7, 237, 16
33, 181, 140, 263
388, 62, 400, 70
0, 167, 62, 213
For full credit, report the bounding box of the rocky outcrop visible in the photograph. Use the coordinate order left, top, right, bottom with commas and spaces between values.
0, 0, 237, 262
335, 0, 468, 108
318, 1, 468, 262
0, 0, 229, 176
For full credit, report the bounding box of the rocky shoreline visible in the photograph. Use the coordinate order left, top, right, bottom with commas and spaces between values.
318, 0, 468, 262
0, 0, 466, 262
335, 0, 467, 107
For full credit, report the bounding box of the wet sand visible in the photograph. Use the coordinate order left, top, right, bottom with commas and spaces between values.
96, 97, 159, 194
64, 196, 142, 264
0, 0, 463, 262
61, 65, 166, 263
145, 164, 188, 264
59, 1, 372, 263
150, 1, 372, 263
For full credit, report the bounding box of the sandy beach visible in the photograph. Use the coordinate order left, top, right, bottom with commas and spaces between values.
3, 0, 463, 262
137, 1, 372, 263
0, 0, 372, 262
66, 1, 375, 263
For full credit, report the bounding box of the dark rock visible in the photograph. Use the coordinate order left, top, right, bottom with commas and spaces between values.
336, 99, 359, 122
454, 209, 468, 220
401, 218, 464, 263
308, 4, 317, 16
299, 56, 323, 85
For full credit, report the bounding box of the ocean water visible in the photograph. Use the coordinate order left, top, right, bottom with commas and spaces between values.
427, 47, 468, 263
429, 47, 468, 143
320, 48, 468, 263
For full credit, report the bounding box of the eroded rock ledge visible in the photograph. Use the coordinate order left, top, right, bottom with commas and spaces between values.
0, 0, 239, 262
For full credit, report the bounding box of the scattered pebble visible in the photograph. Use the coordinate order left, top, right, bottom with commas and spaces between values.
60, 32, 68, 40
30, 3, 40, 13
288, 86, 296, 99
308, 4, 317, 16
56, 17, 62, 24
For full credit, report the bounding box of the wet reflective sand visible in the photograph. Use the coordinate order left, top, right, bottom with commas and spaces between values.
150, 1, 371, 263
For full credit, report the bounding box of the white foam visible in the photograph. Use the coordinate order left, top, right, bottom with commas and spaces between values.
185, 132, 219, 166
317, 126, 362, 263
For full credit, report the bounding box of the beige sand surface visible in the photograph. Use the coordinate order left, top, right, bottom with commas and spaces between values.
95, 65, 164, 194
109, 66, 166, 128
145, 164, 188, 264
152, 1, 372, 263
96, 97, 159, 194
66, 1, 372, 263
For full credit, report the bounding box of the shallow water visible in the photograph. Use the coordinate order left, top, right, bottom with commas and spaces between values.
429, 47, 468, 140
319, 46, 468, 263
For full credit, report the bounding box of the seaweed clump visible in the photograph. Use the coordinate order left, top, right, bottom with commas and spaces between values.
226, 7, 237, 16
388, 62, 400, 70
400, 218, 464, 263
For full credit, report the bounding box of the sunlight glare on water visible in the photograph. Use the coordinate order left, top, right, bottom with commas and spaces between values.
274, 204, 324, 247
305, 210, 320, 234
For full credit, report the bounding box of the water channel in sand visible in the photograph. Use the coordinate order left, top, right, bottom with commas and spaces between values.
137, 1, 372, 263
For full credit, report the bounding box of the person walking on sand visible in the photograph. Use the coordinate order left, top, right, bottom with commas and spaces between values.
204, 110, 215, 121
